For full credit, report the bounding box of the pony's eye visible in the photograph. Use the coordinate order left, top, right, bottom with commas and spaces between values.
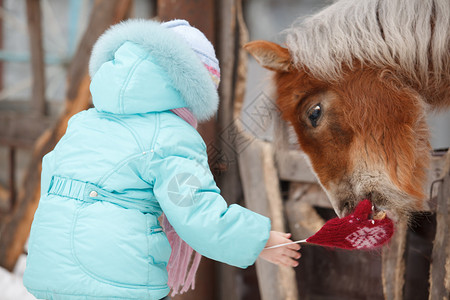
308, 103, 322, 128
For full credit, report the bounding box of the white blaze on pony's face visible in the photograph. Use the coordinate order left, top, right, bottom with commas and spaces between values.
245, 0, 450, 220
245, 41, 439, 220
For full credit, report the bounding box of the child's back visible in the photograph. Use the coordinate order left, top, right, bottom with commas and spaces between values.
24, 20, 271, 300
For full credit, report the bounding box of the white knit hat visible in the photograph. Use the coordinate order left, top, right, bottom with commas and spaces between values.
161, 19, 220, 89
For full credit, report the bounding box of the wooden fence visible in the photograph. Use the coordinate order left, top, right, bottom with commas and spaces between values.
0, 0, 448, 299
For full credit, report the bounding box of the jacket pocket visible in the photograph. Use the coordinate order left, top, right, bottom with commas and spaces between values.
71, 201, 169, 287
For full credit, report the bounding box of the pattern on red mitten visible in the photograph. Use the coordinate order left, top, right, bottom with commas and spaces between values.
306, 200, 394, 250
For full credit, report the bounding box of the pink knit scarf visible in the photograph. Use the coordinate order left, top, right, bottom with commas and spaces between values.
171, 107, 198, 128
162, 107, 201, 296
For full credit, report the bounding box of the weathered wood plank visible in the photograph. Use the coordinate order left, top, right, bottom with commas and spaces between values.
427, 152, 450, 210
276, 149, 317, 183
285, 184, 327, 240
0, 0, 4, 91
7, 147, 16, 211
382, 220, 407, 300
66, 0, 132, 100
273, 112, 290, 151
234, 1, 298, 298
26, 0, 46, 115
157, 0, 215, 41
215, 0, 243, 299
273, 112, 317, 183
288, 182, 332, 209
0, 184, 8, 211
0, 0, 132, 271
0, 99, 62, 113
239, 138, 299, 300
285, 200, 325, 240
429, 151, 450, 300
156, 2, 219, 299
0, 112, 54, 147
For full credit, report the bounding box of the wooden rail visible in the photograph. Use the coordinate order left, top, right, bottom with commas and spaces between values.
26, 0, 46, 116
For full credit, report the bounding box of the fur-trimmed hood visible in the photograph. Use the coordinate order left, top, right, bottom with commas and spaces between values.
89, 19, 218, 121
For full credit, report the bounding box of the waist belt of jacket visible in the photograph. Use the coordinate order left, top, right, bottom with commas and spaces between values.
47, 175, 162, 230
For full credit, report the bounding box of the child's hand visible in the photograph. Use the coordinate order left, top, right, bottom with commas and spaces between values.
258, 231, 301, 267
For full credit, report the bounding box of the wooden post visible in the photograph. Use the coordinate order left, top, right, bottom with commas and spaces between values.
8, 147, 16, 211
0, 0, 132, 271
156, 0, 215, 40
429, 152, 450, 300
382, 220, 407, 300
0, 0, 3, 92
239, 138, 299, 300
233, 1, 298, 297
156, 2, 218, 299
214, 0, 249, 299
26, 0, 46, 116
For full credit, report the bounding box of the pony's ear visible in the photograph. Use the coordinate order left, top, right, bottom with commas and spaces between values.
244, 40, 292, 72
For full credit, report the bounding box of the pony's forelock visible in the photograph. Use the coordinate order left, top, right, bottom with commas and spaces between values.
285, 0, 450, 85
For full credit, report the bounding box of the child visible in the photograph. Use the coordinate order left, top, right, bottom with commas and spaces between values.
23, 19, 300, 300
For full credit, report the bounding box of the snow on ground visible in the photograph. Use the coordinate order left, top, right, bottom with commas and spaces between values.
0, 254, 36, 300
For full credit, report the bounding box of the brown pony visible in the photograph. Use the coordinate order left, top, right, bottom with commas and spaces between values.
245, 0, 450, 220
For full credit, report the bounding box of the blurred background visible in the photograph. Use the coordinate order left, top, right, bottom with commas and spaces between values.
0, 0, 448, 299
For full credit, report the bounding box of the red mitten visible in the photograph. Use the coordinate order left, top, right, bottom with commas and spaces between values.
306, 200, 394, 250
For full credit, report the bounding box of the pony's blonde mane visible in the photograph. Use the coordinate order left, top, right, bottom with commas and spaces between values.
285, 0, 450, 85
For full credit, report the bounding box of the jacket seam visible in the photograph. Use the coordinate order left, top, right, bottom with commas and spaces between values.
70, 202, 166, 289
150, 113, 159, 154
96, 113, 146, 151
146, 216, 150, 286
96, 152, 144, 187
145, 113, 160, 184
118, 54, 149, 114
94, 114, 152, 187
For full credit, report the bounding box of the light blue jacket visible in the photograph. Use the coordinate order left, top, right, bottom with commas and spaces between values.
24, 20, 271, 300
